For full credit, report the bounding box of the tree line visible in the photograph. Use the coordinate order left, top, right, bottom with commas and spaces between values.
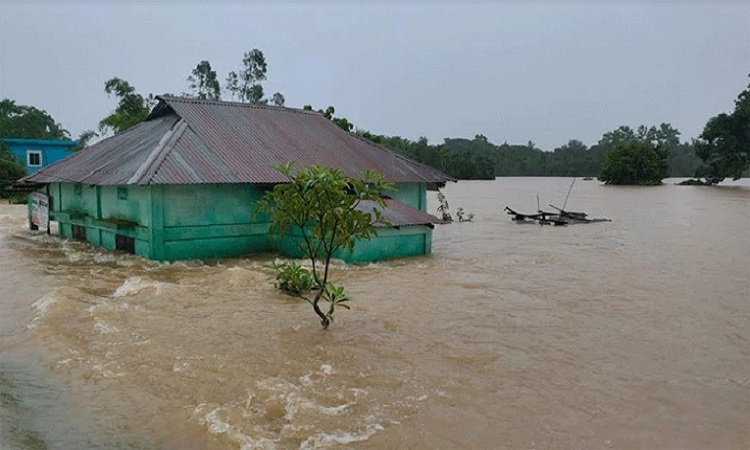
361, 78, 748, 185
357, 125, 703, 181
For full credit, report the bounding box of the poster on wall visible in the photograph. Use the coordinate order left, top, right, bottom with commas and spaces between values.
31, 192, 49, 229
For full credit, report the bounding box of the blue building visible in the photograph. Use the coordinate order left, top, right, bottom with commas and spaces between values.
3, 138, 78, 174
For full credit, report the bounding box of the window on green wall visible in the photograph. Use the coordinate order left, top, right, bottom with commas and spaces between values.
117, 186, 128, 200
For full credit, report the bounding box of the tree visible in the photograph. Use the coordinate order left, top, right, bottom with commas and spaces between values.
225, 49, 286, 105
695, 76, 750, 184
303, 105, 354, 131
256, 163, 394, 329
599, 142, 668, 185
226, 49, 267, 103
0, 99, 69, 140
667, 142, 701, 177
641, 123, 680, 148
72, 130, 98, 152
549, 139, 592, 176
99, 78, 154, 135
186, 60, 221, 100
270, 92, 285, 107
0, 98, 68, 189
0, 141, 25, 191
599, 126, 638, 148
225, 71, 239, 101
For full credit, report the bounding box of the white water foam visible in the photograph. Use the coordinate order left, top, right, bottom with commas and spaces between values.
283, 392, 352, 422
194, 403, 277, 450
112, 276, 164, 298
299, 422, 384, 449
27, 292, 58, 329
192, 369, 387, 450
93, 318, 118, 334
172, 361, 191, 373
60, 240, 83, 262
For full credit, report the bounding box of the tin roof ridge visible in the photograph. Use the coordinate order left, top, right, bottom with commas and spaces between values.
129, 118, 187, 185
158, 95, 324, 116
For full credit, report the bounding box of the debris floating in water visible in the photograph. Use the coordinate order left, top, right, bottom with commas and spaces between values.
504, 205, 611, 225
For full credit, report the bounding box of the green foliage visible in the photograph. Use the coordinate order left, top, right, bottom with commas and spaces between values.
270, 261, 314, 295
224, 49, 285, 105
598, 142, 668, 185
270, 93, 285, 107
436, 190, 452, 222
0, 99, 69, 140
186, 60, 221, 100
72, 130, 98, 152
0, 98, 63, 192
303, 105, 353, 131
0, 141, 25, 193
667, 142, 703, 177
355, 123, 701, 181
695, 76, 750, 184
269, 262, 352, 324
435, 189, 473, 222
256, 163, 394, 328
227, 49, 266, 103
99, 78, 154, 135
323, 282, 352, 321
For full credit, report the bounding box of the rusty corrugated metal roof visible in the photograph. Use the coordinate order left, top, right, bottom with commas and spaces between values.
356, 198, 445, 228
22, 114, 182, 185
25, 96, 455, 186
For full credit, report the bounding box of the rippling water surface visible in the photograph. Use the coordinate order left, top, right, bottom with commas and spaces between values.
1, 178, 748, 449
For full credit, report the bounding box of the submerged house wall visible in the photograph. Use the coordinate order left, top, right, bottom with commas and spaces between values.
274, 225, 433, 264
45, 181, 434, 263
52, 182, 152, 258
271, 181, 434, 263
158, 183, 271, 261
48, 182, 270, 261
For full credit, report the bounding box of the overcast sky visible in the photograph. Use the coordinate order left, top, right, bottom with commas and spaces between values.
1, 1, 748, 150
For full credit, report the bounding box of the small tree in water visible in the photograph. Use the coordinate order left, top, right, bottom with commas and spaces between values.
436, 190, 452, 222
256, 163, 394, 328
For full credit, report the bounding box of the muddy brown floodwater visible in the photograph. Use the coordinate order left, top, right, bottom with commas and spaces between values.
1, 178, 748, 449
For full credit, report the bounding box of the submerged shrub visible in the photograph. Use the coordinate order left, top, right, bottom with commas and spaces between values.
270, 261, 314, 296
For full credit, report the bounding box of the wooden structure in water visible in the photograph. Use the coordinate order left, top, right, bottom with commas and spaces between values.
504, 205, 610, 225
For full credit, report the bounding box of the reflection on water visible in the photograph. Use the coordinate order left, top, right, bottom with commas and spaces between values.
1, 178, 749, 449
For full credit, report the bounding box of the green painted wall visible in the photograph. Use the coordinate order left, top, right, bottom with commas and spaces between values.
50, 183, 151, 258
273, 226, 432, 263
43, 181, 434, 263
100, 185, 151, 226
387, 183, 427, 211
58, 183, 97, 215
159, 183, 272, 261
343, 226, 432, 262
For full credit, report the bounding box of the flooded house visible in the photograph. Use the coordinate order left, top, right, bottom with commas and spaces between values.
21, 96, 453, 262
